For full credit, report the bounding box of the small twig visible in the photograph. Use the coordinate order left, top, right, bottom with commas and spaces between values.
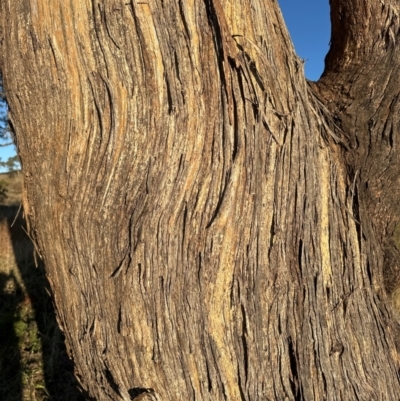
10, 202, 22, 227
21, 225, 43, 267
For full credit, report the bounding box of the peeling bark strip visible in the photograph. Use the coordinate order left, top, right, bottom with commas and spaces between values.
2, 0, 400, 400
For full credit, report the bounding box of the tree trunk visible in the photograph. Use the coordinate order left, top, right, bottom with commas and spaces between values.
1, 0, 400, 399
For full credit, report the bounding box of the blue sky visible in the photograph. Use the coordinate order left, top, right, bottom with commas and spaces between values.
0, 1, 330, 169
279, 0, 330, 81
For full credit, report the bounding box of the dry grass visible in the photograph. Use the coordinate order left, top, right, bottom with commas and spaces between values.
0, 171, 23, 206
0, 185, 85, 400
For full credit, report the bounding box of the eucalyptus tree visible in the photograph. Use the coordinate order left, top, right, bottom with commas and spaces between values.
1, 1, 400, 400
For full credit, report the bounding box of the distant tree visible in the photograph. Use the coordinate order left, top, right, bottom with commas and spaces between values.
0, 75, 12, 146
0, 155, 20, 174
0, 87, 13, 196
0, 74, 19, 173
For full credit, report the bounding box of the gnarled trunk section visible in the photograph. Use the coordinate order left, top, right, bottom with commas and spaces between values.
1, 0, 400, 400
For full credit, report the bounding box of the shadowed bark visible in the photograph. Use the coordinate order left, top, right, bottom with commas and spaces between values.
1, 0, 400, 400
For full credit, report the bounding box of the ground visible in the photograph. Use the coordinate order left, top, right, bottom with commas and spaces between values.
0, 172, 84, 401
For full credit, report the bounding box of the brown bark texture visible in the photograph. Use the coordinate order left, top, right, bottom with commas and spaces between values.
1, 0, 400, 400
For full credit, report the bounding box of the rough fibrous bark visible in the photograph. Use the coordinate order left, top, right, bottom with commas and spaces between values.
1, 0, 400, 400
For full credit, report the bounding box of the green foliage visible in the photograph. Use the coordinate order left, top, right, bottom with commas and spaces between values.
0, 74, 19, 174
0, 75, 11, 143
0, 155, 20, 173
